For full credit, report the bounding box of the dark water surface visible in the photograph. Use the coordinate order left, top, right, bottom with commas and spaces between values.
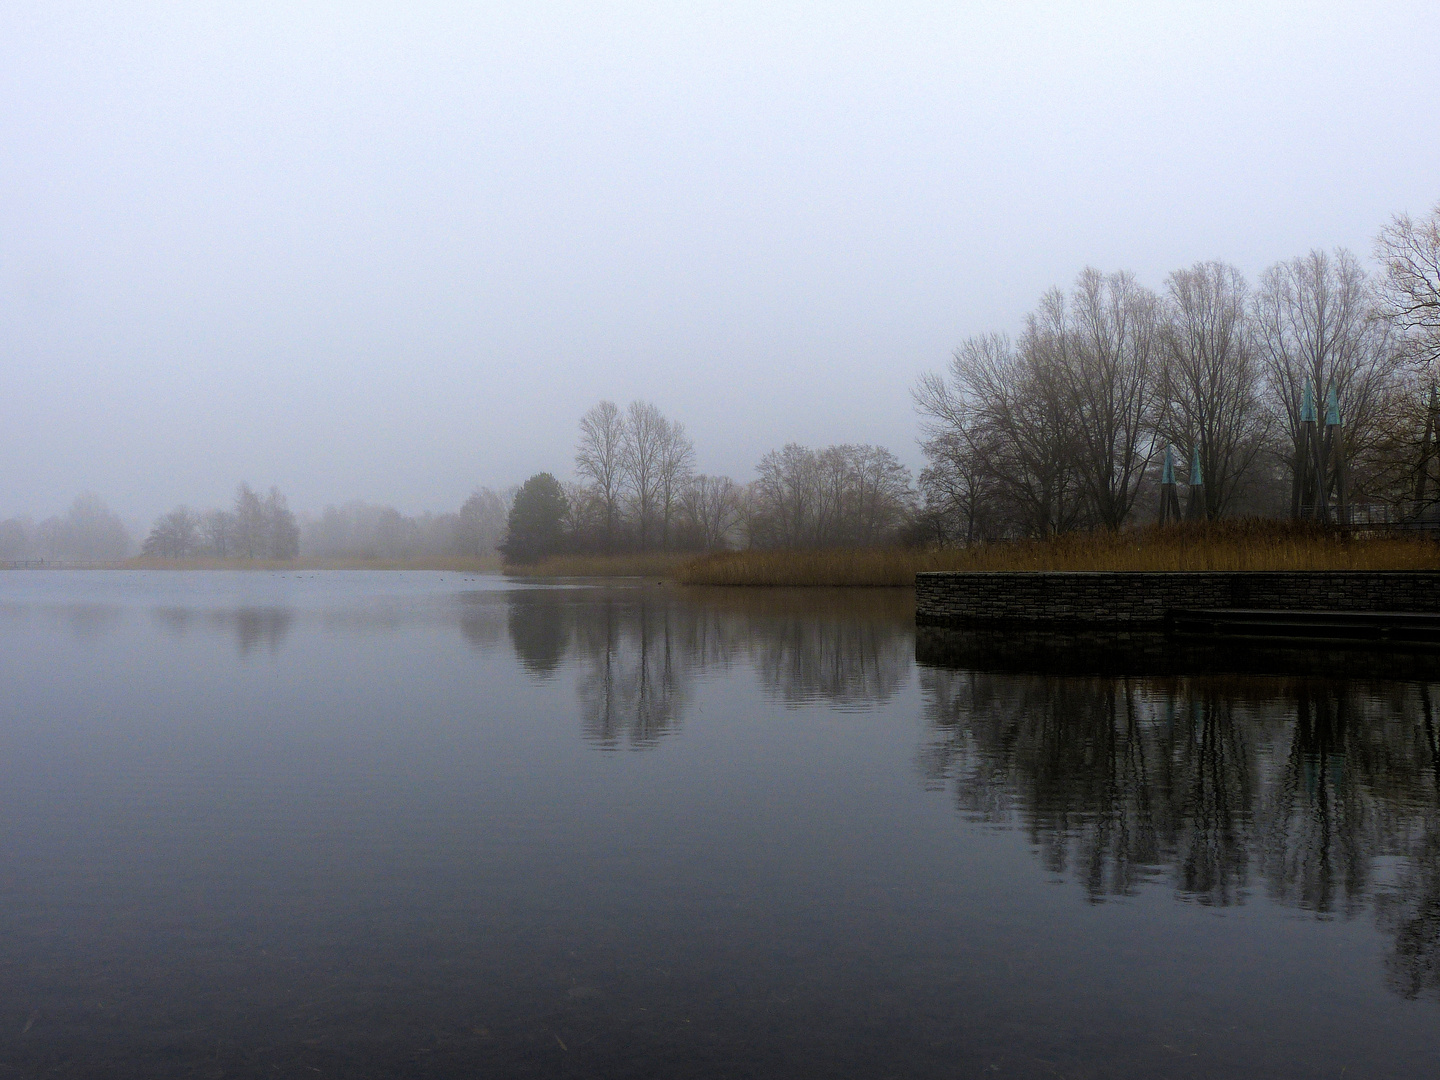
1, 571, 1437, 1079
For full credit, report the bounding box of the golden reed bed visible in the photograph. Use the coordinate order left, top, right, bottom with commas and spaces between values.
676, 525, 1440, 586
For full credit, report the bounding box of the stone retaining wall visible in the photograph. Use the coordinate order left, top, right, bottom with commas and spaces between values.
914, 571, 1440, 627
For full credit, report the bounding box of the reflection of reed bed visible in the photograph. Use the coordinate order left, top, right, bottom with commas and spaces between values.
678, 522, 1440, 585
678, 548, 931, 586
501, 552, 692, 578
671, 584, 914, 626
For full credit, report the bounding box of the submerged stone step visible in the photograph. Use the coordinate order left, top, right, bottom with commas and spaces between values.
1167, 607, 1440, 643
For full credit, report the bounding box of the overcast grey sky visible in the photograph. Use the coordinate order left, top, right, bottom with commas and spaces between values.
2, 1, 1437, 524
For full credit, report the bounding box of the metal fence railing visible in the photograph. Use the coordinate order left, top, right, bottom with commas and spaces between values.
1344, 503, 1440, 533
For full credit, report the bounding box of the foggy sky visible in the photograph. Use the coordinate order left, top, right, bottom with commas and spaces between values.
3, 2, 1438, 526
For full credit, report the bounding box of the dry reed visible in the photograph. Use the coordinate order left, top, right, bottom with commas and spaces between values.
675, 522, 1440, 586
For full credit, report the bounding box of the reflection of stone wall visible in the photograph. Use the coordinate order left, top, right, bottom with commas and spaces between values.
916, 571, 1440, 627
916, 626, 1440, 681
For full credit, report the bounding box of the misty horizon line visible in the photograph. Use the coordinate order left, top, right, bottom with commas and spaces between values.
10, 220, 1432, 529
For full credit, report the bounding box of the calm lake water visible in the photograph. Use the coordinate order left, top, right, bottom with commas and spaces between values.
1, 571, 1437, 1079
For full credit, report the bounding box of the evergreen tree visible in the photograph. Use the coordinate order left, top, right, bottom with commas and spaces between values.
500, 473, 569, 563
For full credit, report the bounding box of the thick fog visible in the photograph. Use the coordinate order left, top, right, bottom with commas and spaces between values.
2, 2, 1437, 530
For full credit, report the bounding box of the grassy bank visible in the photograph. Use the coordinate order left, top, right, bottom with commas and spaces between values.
674, 523, 1440, 586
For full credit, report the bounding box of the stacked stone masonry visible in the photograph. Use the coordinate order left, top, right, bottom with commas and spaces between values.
914, 571, 1440, 627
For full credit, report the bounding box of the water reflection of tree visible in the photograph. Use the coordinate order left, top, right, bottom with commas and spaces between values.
750, 617, 908, 709
1258, 686, 1368, 915
231, 608, 293, 655
1375, 686, 1440, 999
149, 606, 293, 654
506, 591, 568, 676
573, 598, 691, 749
503, 587, 913, 750
1170, 687, 1254, 905
456, 595, 504, 651
920, 672, 1252, 902
919, 667, 1440, 997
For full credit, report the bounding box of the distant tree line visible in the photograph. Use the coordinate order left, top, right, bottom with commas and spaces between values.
570, 399, 698, 552
139, 483, 512, 561
0, 494, 131, 562
500, 400, 919, 562
914, 202, 1440, 540
0, 483, 511, 565
142, 483, 300, 559
500, 203, 1440, 560
300, 488, 507, 560
12, 203, 1437, 564
747, 443, 912, 548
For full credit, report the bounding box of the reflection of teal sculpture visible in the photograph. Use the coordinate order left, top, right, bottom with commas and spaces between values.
1291, 379, 1349, 524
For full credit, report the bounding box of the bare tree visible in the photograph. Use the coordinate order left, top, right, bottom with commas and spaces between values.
680, 475, 743, 549
264, 487, 300, 559
914, 354, 1002, 542
1374, 202, 1440, 369
813, 445, 853, 545
918, 332, 1081, 536
232, 483, 298, 559
751, 443, 820, 546
560, 481, 595, 544
199, 509, 235, 557
1253, 249, 1402, 491
302, 501, 459, 559
917, 427, 998, 544
749, 443, 913, 547
234, 483, 266, 558
621, 401, 667, 550
142, 506, 199, 558
575, 400, 626, 551
36, 494, 131, 561
456, 488, 509, 555
1052, 269, 1163, 529
918, 273, 1160, 535
849, 445, 914, 544
657, 418, 696, 550
1159, 261, 1269, 517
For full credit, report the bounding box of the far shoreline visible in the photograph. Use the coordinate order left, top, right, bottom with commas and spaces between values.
6, 522, 1438, 585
